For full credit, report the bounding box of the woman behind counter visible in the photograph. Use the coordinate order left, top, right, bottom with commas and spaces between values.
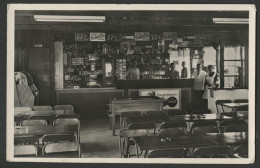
167, 62, 179, 79
126, 60, 140, 80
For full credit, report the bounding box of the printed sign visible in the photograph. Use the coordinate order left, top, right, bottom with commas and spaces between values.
134, 32, 150, 41
75, 33, 90, 41
106, 34, 119, 41
150, 34, 162, 41
139, 88, 181, 109
90, 32, 105, 41
162, 32, 177, 40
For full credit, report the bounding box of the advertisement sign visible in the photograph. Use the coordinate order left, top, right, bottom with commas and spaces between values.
134, 32, 150, 41
90, 32, 106, 41
75, 33, 90, 41
162, 32, 177, 40
139, 88, 181, 109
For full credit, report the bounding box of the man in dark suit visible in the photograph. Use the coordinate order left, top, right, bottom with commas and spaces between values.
167, 62, 179, 79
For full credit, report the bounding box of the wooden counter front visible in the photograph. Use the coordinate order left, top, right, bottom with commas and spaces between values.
111, 96, 164, 135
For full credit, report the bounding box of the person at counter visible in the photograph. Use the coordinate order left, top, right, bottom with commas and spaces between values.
167, 62, 179, 79
181, 61, 188, 79
203, 65, 220, 99
192, 63, 207, 109
126, 60, 140, 80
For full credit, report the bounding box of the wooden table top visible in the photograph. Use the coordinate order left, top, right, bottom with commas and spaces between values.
133, 134, 216, 150
200, 132, 248, 145
14, 110, 65, 116
14, 125, 78, 136
220, 103, 248, 108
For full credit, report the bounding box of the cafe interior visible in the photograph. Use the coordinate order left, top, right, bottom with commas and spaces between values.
13, 10, 249, 158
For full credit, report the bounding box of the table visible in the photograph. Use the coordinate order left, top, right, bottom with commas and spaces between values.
133, 134, 216, 151
15, 110, 65, 116
167, 114, 233, 122
200, 132, 248, 146
14, 125, 78, 136
111, 96, 164, 135
220, 103, 248, 117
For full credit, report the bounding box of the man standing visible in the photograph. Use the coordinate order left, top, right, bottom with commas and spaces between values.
192, 63, 207, 109
181, 61, 188, 79
167, 63, 179, 79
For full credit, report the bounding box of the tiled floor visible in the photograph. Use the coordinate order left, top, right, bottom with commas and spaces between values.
80, 118, 121, 158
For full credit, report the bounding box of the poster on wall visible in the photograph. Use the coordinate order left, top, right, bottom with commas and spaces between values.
134, 32, 150, 41
139, 88, 181, 110
75, 33, 90, 41
162, 32, 177, 40
90, 32, 106, 41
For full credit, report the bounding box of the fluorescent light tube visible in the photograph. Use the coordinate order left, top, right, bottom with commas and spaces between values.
213, 18, 248, 24
34, 15, 105, 22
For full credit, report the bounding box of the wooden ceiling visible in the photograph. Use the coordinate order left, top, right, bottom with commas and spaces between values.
15, 10, 249, 32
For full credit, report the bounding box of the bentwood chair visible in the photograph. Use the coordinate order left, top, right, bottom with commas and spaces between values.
53, 118, 80, 143
147, 148, 185, 158
32, 106, 52, 111
215, 100, 233, 115
53, 105, 74, 114
120, 111, 143, 128
190, 121, 220, 134
14, 145, 38, 157
220, 120, 248, 133
119, 129, 148, 158
42, 134, 76, 146
42, 142, 81, 158
14, 135, 39, 150
29, 115, 53, 125
193, 146, 231, 158
21, 119, 48, 126
158, 122, 187, 138
233, 145, 248, 158
128, 122, 155, 136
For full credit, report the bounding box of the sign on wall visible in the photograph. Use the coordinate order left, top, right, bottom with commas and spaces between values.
139, 88, 181, 110
162, 32, 177, 40
90, 32, 106, 41
75, 33, 90, 41
134, 32, 150, 41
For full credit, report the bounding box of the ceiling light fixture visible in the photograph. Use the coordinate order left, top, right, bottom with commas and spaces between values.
34, 15, 105, 22
213, 18, 249, 24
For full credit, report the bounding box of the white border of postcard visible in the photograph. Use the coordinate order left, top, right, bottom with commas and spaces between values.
6, 4, 256, 164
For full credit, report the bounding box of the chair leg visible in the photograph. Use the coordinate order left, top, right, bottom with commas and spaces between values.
135, 144, 139, 158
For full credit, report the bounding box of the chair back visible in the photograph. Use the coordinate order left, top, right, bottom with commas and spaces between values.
147, 148, 185, 158
215, 100, 232, 113
120, 111, 142, 128
29, 115, 53, 125
191, 121, 220, 134
42, 142, 80, 158
14, 135, 39, 146
234, 99, 248, 103
53, 105, 74, 114
166, 110, 187, 115
42, 134, 76, 145
191, 109, 212, 114
194, 146, 231, 158
120, 111, 142, 118
145, 111, 167, 123
32, 106, 52, 111
14, 145, 37, 156
21, 119, 48, 126
158, 122, 187, 137
128, 122, 155, 135
234, 145, 248, 158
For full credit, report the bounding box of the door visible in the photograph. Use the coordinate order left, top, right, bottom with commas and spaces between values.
28, 48, 51, 105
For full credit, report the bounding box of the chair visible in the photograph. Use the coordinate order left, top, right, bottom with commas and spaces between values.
193, 146, 231, 158
158, 122, 187, 138
166, 109, 187, 116
14, 145, 38, 157
29, 115, 54, 125
119, 129, 148, 158
53, 118, 80, 143
53, 105, 74, 114
21, 119, 48, 126
14, 135, 39, 149
233, 145, 248, 158
220, 120, 248, 132
14, 107, 32, 114
145, 111, 167, 123
32, 106, 52, 111
190, 121, 220, 134
215, 100, 232, 114
191, 109, 212, 114
147, 148, 185, 158
128, 122, 155, 136
120, 111, 143, 128
42, 142, 80, 158
14, 116, 25, 126
42, 134, 76, 145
